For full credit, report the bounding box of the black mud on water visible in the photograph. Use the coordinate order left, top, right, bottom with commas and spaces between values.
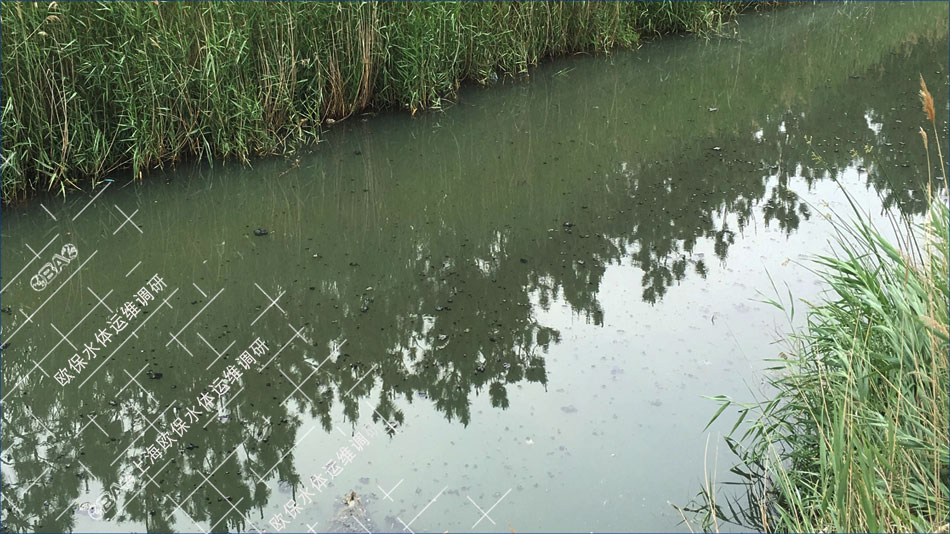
1, 3, 947, 532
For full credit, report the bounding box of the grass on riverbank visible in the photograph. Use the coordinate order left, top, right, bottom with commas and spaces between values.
697, 82, 949, 533
0, 1, 767, 204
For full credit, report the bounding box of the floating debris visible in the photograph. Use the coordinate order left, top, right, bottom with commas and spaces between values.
330, 491, 370, 532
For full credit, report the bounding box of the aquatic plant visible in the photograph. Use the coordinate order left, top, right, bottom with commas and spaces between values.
0, 1, 770, 203
691, 80, 949, 533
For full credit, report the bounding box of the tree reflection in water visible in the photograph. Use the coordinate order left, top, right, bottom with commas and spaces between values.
0, 3, 946, 531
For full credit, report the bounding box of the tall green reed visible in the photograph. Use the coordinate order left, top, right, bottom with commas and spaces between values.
692, 79, 949, 533
0, 1, 761, 203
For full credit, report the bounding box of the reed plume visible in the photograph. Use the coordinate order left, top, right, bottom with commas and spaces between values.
920, 75, 946, 189
919, 75, 935, 124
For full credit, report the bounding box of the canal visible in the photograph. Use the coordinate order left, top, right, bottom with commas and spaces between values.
1, 2, 947, 532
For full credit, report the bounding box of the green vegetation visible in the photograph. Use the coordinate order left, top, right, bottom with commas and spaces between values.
0, 0, 770, 203
697, 84, 949, 532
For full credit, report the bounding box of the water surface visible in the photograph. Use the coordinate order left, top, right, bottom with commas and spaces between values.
1, 3, 947, 532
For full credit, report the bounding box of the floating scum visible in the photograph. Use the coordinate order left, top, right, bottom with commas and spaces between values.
0, 0, 770, 203
6, 3, 945, 532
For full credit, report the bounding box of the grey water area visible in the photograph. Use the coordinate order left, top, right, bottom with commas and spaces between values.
1, 2, 947, 533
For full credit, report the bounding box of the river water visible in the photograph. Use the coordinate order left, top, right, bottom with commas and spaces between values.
1, 3, 947, 533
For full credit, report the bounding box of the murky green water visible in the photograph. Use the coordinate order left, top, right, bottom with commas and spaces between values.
1, 3, 947, 533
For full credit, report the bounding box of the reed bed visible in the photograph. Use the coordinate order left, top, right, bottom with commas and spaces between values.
699, 80, 949, 532
0, 1, 759, 203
